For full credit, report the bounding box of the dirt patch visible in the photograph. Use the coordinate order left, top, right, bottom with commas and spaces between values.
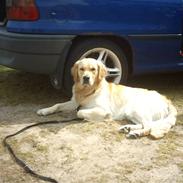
0, 66, 183, 183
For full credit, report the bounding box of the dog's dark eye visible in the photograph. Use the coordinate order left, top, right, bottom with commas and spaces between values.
80, 68, 84, 71
90, 68, 96, 71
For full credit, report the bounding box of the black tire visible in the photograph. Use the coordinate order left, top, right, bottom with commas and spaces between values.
63, 38, 128, 96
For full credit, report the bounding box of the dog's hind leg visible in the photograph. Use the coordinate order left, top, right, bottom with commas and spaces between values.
119, 124, 143, 134
126, 125, 151, 139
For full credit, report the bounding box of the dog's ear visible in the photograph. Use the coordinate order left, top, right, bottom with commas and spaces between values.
71, 61, 79, 83
97, 61, 107, 83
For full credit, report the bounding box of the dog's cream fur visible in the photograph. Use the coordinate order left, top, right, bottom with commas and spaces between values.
37, 58, 177, 139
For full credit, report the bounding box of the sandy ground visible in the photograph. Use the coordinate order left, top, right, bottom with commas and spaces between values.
0, 67, 183, 183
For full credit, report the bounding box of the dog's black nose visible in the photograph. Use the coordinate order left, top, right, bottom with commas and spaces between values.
83, 76, 90, 84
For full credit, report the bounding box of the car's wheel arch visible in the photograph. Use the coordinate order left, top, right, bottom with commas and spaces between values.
67, 35, 134, 75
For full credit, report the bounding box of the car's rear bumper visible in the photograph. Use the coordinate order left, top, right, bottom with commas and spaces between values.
0, 27, 75, 74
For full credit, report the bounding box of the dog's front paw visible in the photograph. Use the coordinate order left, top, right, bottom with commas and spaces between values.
37, 108, 50, 116
118, 125, 131, 134
77, 110, 84, 119
126, 132, 140, 139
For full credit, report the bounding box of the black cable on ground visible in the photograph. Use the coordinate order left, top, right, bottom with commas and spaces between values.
3, 118, 80, 183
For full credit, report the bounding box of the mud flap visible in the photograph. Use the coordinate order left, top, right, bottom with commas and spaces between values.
180, 39, 183, 57
0, 0, 6, 23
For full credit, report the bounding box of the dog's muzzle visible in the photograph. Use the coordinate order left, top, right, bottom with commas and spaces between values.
83, 76, 90, 85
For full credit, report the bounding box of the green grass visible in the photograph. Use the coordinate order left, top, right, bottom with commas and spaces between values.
0, 66, 14, 72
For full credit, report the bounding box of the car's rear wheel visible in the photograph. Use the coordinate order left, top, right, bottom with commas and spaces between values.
63, 38, 128, 96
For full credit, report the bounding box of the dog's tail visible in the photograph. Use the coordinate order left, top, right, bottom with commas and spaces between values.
150, 100, 177, 139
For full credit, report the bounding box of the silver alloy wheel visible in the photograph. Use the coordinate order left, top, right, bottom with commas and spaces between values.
80, 48, 122, 83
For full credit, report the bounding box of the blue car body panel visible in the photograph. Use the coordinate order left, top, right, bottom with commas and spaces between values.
7, 0, 182, 35
1, 0, 183, 77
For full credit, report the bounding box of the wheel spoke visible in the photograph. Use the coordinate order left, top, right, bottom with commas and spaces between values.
97, 50, 105, 61
97, 50, 108, 64
103, 51, 108, 64
107, 67, 121, 77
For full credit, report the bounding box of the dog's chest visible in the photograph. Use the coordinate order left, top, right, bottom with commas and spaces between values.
77, 90, 109, 110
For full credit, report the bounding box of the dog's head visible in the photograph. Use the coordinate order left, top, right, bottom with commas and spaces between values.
71, 58, 107, 87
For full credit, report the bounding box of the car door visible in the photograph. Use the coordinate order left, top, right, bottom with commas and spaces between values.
126, 0, 183, 74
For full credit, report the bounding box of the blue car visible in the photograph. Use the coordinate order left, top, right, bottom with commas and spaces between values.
0, 0, 182, 94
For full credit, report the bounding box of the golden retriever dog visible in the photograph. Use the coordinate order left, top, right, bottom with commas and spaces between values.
37, 58, 177, 139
